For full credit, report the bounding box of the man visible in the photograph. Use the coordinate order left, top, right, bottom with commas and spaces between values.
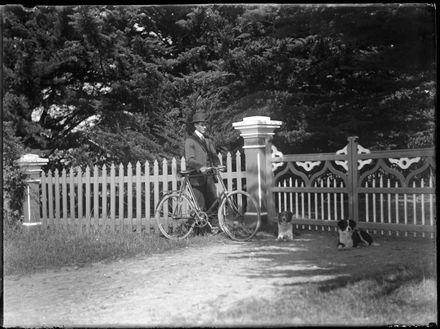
184, 112, 220, 230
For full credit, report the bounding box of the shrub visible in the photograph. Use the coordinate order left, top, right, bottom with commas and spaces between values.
2, 122, 26, 230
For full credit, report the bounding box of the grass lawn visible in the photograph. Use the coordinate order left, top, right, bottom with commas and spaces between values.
3, 224, 223, 276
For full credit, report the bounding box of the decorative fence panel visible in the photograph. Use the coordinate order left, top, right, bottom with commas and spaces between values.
39, 152, 245, 232
271, 137, 436, 238
272, 151, 349, 229
356, 148, 436, 238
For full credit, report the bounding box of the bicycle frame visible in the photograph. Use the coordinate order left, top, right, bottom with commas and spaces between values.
163, 169, 229, 220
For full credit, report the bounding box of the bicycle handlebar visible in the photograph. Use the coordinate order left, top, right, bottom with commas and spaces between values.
180, 166, 226, 177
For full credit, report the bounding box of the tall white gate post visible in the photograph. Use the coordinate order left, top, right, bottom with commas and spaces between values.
233, 116, 282, 230
15, 154, 48, 226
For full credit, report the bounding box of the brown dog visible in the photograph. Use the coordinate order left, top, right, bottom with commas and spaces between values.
277, 211, 294, 241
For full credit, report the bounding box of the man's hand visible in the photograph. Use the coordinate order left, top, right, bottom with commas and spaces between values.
200, 166, 209, 173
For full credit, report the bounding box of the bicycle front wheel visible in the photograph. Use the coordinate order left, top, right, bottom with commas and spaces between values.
218, 191, 261, 241
155, 193, 195, 240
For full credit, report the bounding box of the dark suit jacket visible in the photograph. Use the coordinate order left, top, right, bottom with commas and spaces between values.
184, 133, 220, 186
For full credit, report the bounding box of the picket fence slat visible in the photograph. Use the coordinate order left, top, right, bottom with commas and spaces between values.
314, 182, 318, 220
94, 166, 99, 225
119, 164, 124, 223
110, 164, 116, 229
78, 167, 83, 227
429, 175, 434, 226
127, 162, 133, 226
227, 152, 233, 191
48, 171, 53, 221
86, 167, 91, 226
332, 179, 336, 220
387, 179, 391, 224
145, 161, 151, 230
421, 179, 425, 226
61, 169, 67, 221
153, 160, 159, 232
102, 165, 107, 223
136, 162, 142, 230
320, 179, 324, 220
55, 169, 60, 221
236, 151, 242, 193
41, 171, 47, 226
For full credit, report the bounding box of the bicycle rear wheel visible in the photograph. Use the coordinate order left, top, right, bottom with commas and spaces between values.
218, 191, 261, 241
155, 193, 195, 240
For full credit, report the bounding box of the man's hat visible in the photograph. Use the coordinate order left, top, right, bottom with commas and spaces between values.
190, 112, 208, 124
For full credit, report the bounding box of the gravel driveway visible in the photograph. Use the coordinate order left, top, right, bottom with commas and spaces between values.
3, 231, 436, 327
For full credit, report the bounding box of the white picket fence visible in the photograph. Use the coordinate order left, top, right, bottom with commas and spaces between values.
38, 139, 436, 238
40, 152, 245, 232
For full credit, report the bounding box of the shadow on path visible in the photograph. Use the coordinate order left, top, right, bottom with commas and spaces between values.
225, 230, 436, 293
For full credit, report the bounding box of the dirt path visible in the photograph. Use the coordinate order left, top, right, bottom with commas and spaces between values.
3, 231, 436, 327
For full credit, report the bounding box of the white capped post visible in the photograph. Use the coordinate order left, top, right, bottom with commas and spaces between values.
15, 153, 49, 226
233, 116, 282, 229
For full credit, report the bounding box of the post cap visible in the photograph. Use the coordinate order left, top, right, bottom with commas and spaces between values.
232, 116, 283, 128
15, 153, 49, 167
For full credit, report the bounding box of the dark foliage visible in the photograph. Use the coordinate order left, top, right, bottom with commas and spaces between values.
3, 4, 435, 171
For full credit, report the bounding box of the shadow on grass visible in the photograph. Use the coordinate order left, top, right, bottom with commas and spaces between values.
226, 230, 436, 294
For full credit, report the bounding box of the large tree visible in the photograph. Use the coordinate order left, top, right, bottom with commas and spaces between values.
161, 4, 435, 153
3, 4, 435, 170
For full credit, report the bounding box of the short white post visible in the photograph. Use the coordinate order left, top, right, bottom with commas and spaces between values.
15, 154, 49, 226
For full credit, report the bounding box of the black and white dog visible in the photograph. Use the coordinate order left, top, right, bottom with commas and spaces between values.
337, 219, 377, 249
276, 211, 297, 241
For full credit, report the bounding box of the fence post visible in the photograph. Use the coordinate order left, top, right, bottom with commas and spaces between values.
232, 116, 282, 230
15, 153, 49, 226
347, 136, 359, 222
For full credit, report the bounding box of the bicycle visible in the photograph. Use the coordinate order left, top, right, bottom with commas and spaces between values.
154, 165, 261, 241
